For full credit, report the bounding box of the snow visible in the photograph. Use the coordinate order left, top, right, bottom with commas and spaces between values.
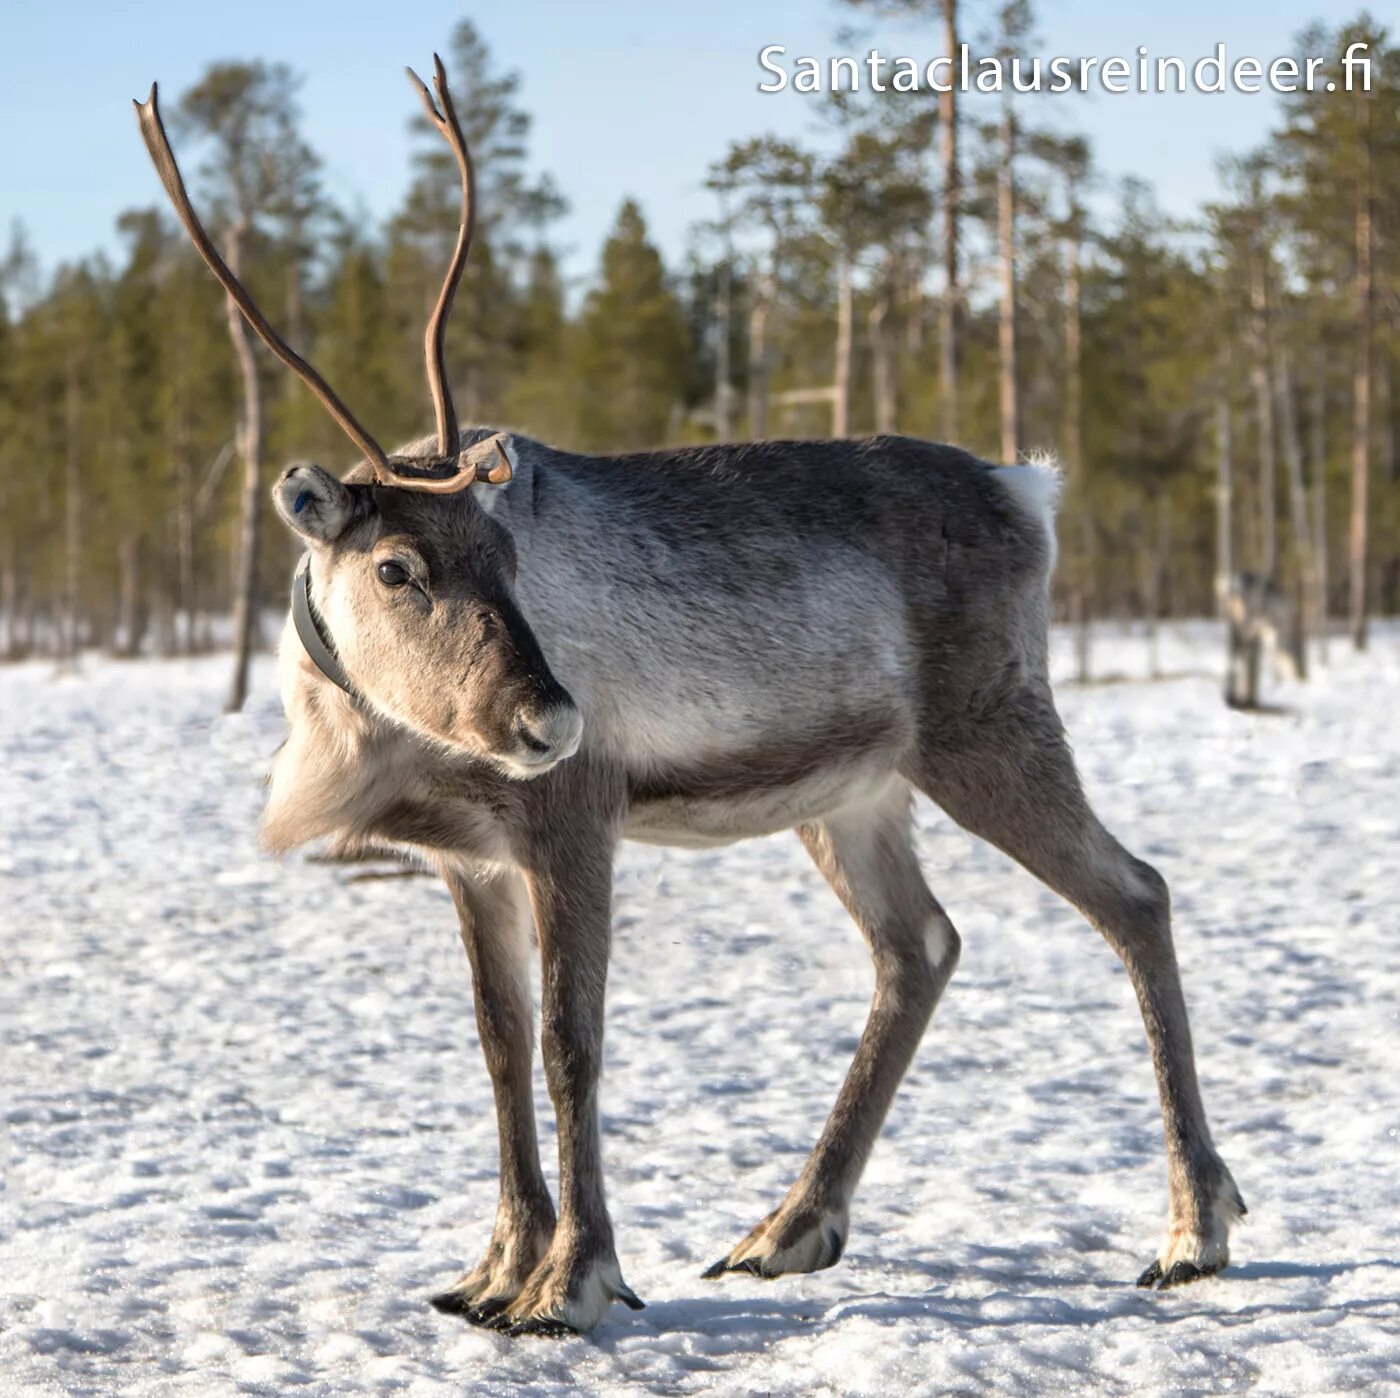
2, 622, 1398, 1396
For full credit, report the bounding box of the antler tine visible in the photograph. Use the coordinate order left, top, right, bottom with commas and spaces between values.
132, 83, 391, 480
405, 53, 476, 460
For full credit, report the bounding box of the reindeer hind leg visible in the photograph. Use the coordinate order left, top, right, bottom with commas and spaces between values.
908, 694, 1244, 1289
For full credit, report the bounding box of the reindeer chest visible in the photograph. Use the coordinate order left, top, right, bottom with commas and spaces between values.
360, 747, 521, 865
269, 711, 515, 867
361, 787, 513, 863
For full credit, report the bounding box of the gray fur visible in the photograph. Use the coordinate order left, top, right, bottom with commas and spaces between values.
264, 430, 1241, 1334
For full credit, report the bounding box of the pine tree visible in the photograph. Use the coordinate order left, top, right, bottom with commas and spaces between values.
505, 246, 574, 441
572, 201, 692, 451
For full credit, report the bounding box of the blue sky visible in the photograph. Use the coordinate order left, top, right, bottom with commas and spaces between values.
0, 0, 1361, 289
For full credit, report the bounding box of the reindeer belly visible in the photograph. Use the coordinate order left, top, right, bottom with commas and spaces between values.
622, 706, 909, 848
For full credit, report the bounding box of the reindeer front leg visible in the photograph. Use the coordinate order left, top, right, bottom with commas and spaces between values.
501, 831, 644, 1337
431, 866, 556, 1326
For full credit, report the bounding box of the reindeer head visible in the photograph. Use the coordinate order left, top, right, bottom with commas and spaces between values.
135, 58, 582, 777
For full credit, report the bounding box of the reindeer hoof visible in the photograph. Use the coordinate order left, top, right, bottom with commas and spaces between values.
1137, 1259, 1222, 1289
467, 1299, 513, 1327
1137, 1169, 1244, 1290
430, 1291, 473, 1316
478, 1307, 519, 1331
491, 1249, 641, 1334
703, 1212, 847, 1279
431, 1291, 516, 1327
503, 1317, 578, 1339
702, 1255, 763, 1280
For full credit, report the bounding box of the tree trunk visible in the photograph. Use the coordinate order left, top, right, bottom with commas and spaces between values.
1064, 200, 1090, 682
1145, 496, 1170, 679
0, 555, 18, 660
869, 289, 896, 435
715, 254, 734, 440
19, 592, 36, 658
905, 272, 924, 353
1063, 219, 1083, 474
151, 527, 177, 658
225, 222, 264, 713
154, 547, 178, 658
1067, 592, 1088, 685
1275, 349, 1313, 678
1379, 343, 1395, 476
61, 355, 82, 666
938, 0, 959, 441
1376, 339, 1397, 615
747, 286, 770, 440
1312, 360, 1329, 663
997, 104, 1019, 464
115, 532, 147, 658
833, 255, 852, 438
1350, 101, 1372, 652
1216, 389, 1233, 614
176, 451, 197, 654
0, 472, 16, 659
1251, 256, 1277, 578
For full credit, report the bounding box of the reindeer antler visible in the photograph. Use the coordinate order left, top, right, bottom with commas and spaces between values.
132, 83, 393, 482
405, 53, 476, 463
134, 72, 506, 495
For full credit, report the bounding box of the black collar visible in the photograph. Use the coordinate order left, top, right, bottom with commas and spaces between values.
291, 557, 355, 695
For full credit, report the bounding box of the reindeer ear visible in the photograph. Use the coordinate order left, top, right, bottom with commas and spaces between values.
273, 463, 358, 542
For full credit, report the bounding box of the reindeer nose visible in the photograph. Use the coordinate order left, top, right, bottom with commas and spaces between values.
513, 696, 583, 766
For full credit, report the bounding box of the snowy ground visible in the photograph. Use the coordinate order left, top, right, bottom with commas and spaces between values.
2, 622, 1398, 1396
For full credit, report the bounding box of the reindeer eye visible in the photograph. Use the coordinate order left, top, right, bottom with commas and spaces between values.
376, 560, 410, 588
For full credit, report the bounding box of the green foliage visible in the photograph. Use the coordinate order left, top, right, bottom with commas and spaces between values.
502, 246, 575, 442
571, 201, 694, 451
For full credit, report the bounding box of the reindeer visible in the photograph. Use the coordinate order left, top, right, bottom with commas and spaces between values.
134, 59, 1245, 1337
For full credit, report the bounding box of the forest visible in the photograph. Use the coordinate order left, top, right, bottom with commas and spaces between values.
0, 6, 1396, 710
